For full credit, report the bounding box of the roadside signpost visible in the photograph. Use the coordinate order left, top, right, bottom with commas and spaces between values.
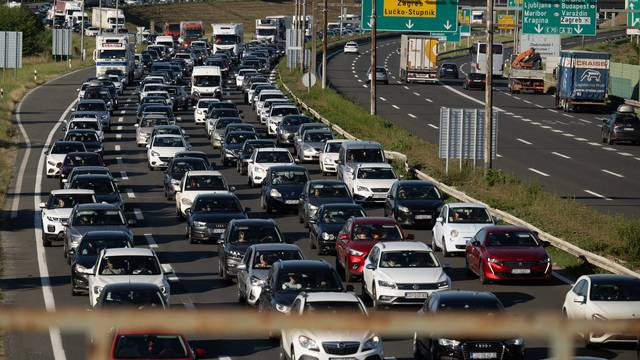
360, 0, 459, 32
497, 14, 515, 30
508, 0, 523, 8
628, 0, 640, 28
522, 0, 597, 36
460, 7, 471, 36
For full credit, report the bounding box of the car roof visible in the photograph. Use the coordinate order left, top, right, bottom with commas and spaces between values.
308, 179, 346, 185
352, 216, 398, 224
434, 290, 500, 302
50, 189, 95, 195
304, 128, 332, 134
103, 247, 154, 256
83, 230, 131, 239
231, 218, 277, 226
79, 99, 104, 104
584, 274, 640, 283
102, 282, 161, 291
70, 166, 109, 172
255, 147, 290, 153
277, 259, 332, 271
319, 203, 363, 210
74, 174, 113, 181
356, 162, 393, 169
74, 203, 121, 210
153, 134, 183, 139
303, 291, 359, 302
483, 225, 531, 232
185, 170, 222, 176
376, 241, 431, 252
193, 191, 236, 199
447, 202, 488, 209
395, 179, 435, 186
249, 243, 301, 251
341, 140, 382, 149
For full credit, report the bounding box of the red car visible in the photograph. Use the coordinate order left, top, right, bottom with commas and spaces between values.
465, 226, 551, 284
110, 331, 205, 360
335, 217, 412, 282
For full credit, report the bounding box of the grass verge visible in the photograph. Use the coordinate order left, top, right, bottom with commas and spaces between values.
580, 37, 639, 65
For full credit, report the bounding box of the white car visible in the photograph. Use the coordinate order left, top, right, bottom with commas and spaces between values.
347, 163, 398, 203
84, 27, 99, 37
319, 140, 344, 175
235, 68, 258, 88
45, 140, 87, 177
431, 202, 495, 257
139, 83, 168, 101
362, 241, 450, 308
266, 104, 300, 136
259, 98, 290, 125
147, 134, 190, 170
280, 292, 383, 360
255, 90, 284, 116
40, 189, 96, 247
144, 90, 173, 108
193, 98, 220, 124
344, 41, 359, 54
562, 274, 640, 345
247, 147, 296, 187
67, 117, 104, 142
87, 248, 171, 307
175, 170, 230, 217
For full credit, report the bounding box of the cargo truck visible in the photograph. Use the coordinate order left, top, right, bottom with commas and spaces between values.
555, 50, 610, 112
399, 35, 439, 83
508, 48, 545, 94
91, 8, 124, 30
94, 34, 135, 83
179, 21, 204, 48
212, 23, 244, 57
164, 22, 180, 41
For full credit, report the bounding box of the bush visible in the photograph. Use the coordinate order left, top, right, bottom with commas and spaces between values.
0, 7, 48, 55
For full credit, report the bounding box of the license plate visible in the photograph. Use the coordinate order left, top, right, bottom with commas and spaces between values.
405, 292, 430, 298
212, 228, 225, 233
512, 268, 531, 274
330, 358, 357, 360
285, 200, 299, 204
624, 128, 635, 131
415, 215, 432, 220
470, 352, 497, 359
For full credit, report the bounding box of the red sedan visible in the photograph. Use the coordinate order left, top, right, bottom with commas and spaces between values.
465, 226, 551, 283
335, 216, 412, 282
110, 331, 205, 360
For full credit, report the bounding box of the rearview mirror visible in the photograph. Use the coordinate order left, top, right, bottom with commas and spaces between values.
436, 217, 443, 223
573, 295, 586, 304
365, 263, 376, 270
39, 202, 47, 209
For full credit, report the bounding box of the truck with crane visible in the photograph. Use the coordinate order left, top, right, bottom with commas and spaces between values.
508, 47, 545, 94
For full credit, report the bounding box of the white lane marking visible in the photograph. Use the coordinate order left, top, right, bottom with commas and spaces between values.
602, 169, 624, 178
352, 70, 356, 74
522, 118, 532, 122
618, 152, 632, 157
528, 168, 550, 177
497, 154, 503, 158
427, 124, 439, 129
357, 79, 363, 83
120, 171, 128, 180
578, 118, 591, 124
144, 233, 159, 249
516, 138, 533, 145
513, 96, 521, 100
512, 115, 522, 119
588, 142, 602, 146
562, 113, 574, 118
535, 104, 544, 108
574, 137, 588, 141
540, 125, 551, 129
396, 80, 402, 84
547, 109, 558, 113
116, 156, 123, 164
120, 110, 126, 114
116, 134, 122, 139
603, 147, 616, 151
584, 189, 612, 201
126, 188, 136, 198
392, 104, 400, 109
413, 91, 420, 96
552, 129, 562, 133
504, 112, 514, 116
403, 86, 409, 90
425, 98, 433, 103
531, 122, 541, 125
552, 152, 571, 159
408, 113, 417, 118
218, 357, 233, 360
163, 264, 179, 282
354, 74, 358, 78
562, 133, 574, 137
635, 157, 640, 161
522, 100, 532, 104
134, 208, 144, 220
379, 97, 387, 101
115, 144, 121, 151
117, 117, 123, 123
11, 94, 36, 218
362, 84, 368, 88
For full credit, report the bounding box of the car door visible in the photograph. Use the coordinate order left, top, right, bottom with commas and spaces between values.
298, 183, 308, 217
567, 279, 589, 319
247, 151, 257, 177
466, 230, 483, 273
238, 247, 252, 295
362, 246, 379, 294
432, 205, 448, 248
281, 298, 303, 352
385, 183, 396, 217
261, 172, 271, 203
175, 176, 186, 209
336, 219, 352, 268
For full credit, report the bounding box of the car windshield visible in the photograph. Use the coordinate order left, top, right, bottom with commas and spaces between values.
154, 127, 181, 136
353, 224, 402, 241
51, 142, 85, 154
144, 106, 171, 114
192, 197, 241, 212
277, 270, 343, 292
437, 298, 502, 312
73, 209, 125, 226
252, 250, 302, 269
469, 73, 485, 80
98, 256, 160, 276
321, 208, 365, 224
48, 193, 94, 209
113, 334, 188, 359
77, 102, 106, 112
485, 231, 539, 247
305, 132, 332, 142
197, 100, 217, 108
282, 116, 310, 126
397, 185, 441, 200
96, 49, 125, 59
143, 98, 167, 105
347, 148, 383, 163
256, 151, 292, 163
448, 207, 492, 223
590, 279, 640, 301
194, 75, 220, 87
145, 85, 166, 92
229, 225, 281, 244
72, 178, 115, 194
101, 289, 165, 308
244, 142, 274, 153
227, 133, 256, 144
78, 237, 130, 256
64, 154, 101, 166
613, 114, 639, 125
69, 121, 99, 131
357, 167, 395, 179
184, 175, 226, 191
271, 170, 308, 185
310, 184, 349, 198
379, 251, 440, 268
141, 118, 169, 127
271, 107, 299, 117
304, 301, 364, 314
257, 28, 276, 36
170, 160, 207, 177
325, 142, 343, 153
153, 137, 184, 147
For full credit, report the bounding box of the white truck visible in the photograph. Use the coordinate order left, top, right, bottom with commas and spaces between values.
255, 16, 289, 49
211, 23, 244, 58
94, 35, 136, 83
91, 7, 125, 30
399, 35, 439, 83
191, 66, 223, 100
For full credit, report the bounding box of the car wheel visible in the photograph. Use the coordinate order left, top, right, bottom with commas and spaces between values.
601, 131, 607, 143
479, 261, 490, 284
607, 133, 615, 145
442, 239, 450, 257
71, 286, 81, 296
188, 228, 197, 244
371, 285, 379, 309
43, 238, 51, 247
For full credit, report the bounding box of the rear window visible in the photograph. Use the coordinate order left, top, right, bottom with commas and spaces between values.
614, 114, 639, 125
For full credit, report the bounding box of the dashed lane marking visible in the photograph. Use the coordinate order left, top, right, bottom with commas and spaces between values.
427, 124, 439, 129
117, 117, 123, 123
120, 110, 126, 114
584, 189, 612, 201
413, 92, 420, 96
588, 142, 602, 146
114, 145, 121, 151
126, 189, 135, 198
425, 98, 433, 103
552, 152, 571, 159
535, 104, 544, 108
618, 152, 632, 157
134, 208, 144, 220
603, 147, 616, 151
119, 171, 128, 180
116, 134, 122, 139
144, 233, 159, 248
392, 105, 400, 109
528, 168, 550, 177
547, 109, 558, 113
379, 97, 387, 101
516, 138, 532, 145
408, 113, 417, 118
403, 86, 409, 90
578, 118, 591, 124
574, 137, 588, 141
562, 133, 574, 137
552, 129, 562, 133
602, 169, 624, 178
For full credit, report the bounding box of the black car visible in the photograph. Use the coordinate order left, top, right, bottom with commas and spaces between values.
71, 230, 133, 295
163, 157, 209, 200
260, 165, 309, 213
59, 152, 106, 187
463, 72, 486, 90
218, 219, 285, 281
439, 63, 459, 79
236, 139, 276, 175
64, 129, 103, 158
276, 115, 313, 146
166, 85, 190, 111
414, 290, 525, 360
257, 260, 345, 315
68, 174, 123, 209
601, 108, 640, 145
174, 150, 212, 167
186, 192, 249, 244
220, 131, 258, 167
309, 203, 366, 255
298, 180, 353, 228
95, 283, 168, 309
384, 180, 444, 228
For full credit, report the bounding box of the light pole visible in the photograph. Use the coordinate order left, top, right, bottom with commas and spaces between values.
321, 0, 327, 88
484, 0, 494, 174
369, 0, 376, 115
80, 0, 85, 61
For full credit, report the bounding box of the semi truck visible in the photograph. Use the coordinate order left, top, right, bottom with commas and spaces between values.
163, 22, 181, 40
91, 8, 125, 30
399, 35, 439, 83
212, 23, 244, 57
555, 50, 610, 112
508, 48, 545, 94
255, 16, 288, 48
179, 21, 204, 48
93, 34, 136, 83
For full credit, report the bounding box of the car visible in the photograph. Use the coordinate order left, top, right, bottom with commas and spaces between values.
210, 117, 243, 146
147, 134, 190, 170
67, 174, 123, 209
601, 106, 640, 145
366, 66, 389, 84
206, 105, 241, 138
362, 241, 450, 308
59, 152, 106, 187
266, 104, 300, 136
343, 41, 359, 54
63, 203, 134, 264
236, 68, 259, 88
255, 89, 284, 116
463, 72, 486, 90
260, 165, 310, 213
438, 62, 459, 79
223, 123, 257, 138
280, 292, 383, 360
276, 115, 313, 146
319, 139, 344, 175
149, 125, 186, 143
87, 248, 170, 307
220, 131, 258, 167
218, 219, 285, 281
292, 123, 331, 155
45, 141, 86, 177
384, 180, 444, 228
83, 87, 115, 112
63, 166, 112, 188
64, 129, 103, 158
236, 243, 304, 305
309, 203, 366, 255
193, 98, 219, 124
257, 260, 345, 315
165, 85, 190, 111
336, 216, 411, 282
135, 116, 171, 146
465, 226, 552, 283
259, 99, 291, 125
247, 147, 296, 187
298, 180, 352, 228
295, 128, 334, 163
185, 192, 249, 244
66, 116, 105, 142
137, 105, 176, 125
347, 163, 398, 203
248, 83, 275, 105
75, 99, 111, 130
414, 290, 525, 360
70, 230, 134, 296
336, 140, 386, 184
110, 331, 205, 360
95, 283, 168, 310
40, 189, 96, 247
562, 274, 640, 345
175, 170, 229, 217
140, 83, 168, 101
432, 203, 495, 257
162, 157, 209, 200
236, 139, 276, 175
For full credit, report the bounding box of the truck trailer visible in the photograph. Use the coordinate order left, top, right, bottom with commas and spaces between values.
91, 7, 124, 30
399, 35, 439, 83
94, 34, 135, 83
555, 50, 610, 112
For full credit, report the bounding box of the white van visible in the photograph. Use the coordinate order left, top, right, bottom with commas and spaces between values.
154, 35, 175, 55
191, 66, 222, 100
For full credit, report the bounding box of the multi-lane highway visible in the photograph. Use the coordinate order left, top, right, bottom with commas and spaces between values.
327, 31, 640, 218
1, 55, 638, 360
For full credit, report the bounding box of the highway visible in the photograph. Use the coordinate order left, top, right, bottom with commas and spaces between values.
1, 61, 638, 360
327, 30, 640, 218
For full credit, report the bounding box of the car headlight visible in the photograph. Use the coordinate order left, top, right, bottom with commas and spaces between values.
487, 257, 501, 265
229, 250, 241, 257
193, 221, 206, 227
436, 280, 449, 288
70, 234, 82, 246
592, 314, 607, 320
47, 160, 56, 166
275, 303, 290, 313
151, 150, 160, 157
74, 263, 90, 274
362, 335, 381, 351
270, 188, 282, 197
298, 335, 319, 351
182, 198, 193, 206
321, 232, 335, 241
250, 275, 264, 286
398, 205, 410, 213
505, 337, 525, 346
323, 157, 334, 164
349, 249, 364, 256
356, 186, 369, 192
254, 166, 266, 174
438, 338, 461, 347
450, 229, 459, 238
46, 216, 61, 222
93, 286, 103, 295
539, 256, 550, 264
377, 280, 396, 289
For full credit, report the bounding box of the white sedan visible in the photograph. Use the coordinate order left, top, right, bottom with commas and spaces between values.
247, 147, 296, 187
431, 202, 495, 257
40, 189, 96, 247
344, 41, 359, 54
175, 170, 230, 217
319, 140, 344, 175
348, 163, 397, 203
193, 98, 219, 124
147, 134, 190, 170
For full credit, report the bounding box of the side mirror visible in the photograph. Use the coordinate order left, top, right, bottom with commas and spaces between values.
146, 144, 151, 149
192, 105, 197, 110
573, 295, 586, 304
237, 263, 247, 271
76, 88, 80, 92
406, 233, 415, 240
61, 220, 69, 227
338, 233, 348, 241
230, 186, 237, 192
294, 158, 300, 164
471, 240, 481, 247
39, 202, 47, 209
436, 217, 443, 223
365, 263, 376, 270
127, 219, 137, 226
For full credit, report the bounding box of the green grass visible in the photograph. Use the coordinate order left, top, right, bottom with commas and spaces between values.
580, 37, 640, 65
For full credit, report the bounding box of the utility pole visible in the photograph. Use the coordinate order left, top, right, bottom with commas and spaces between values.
80, 0, 85, 61
483, 0, 494, 174
99, 0, 102, 35
301, 0, 307, 71
115, 0, 119, 32
311, 0, 317, 78
294, 0, 299, 66
321, 0, 327, 89
369, 0, 376, 115
339, 0, 344, 36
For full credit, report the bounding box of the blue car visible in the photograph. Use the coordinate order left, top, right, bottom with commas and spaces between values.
260, 165, 309, 213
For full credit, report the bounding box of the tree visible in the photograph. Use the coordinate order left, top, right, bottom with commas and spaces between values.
0, 7, 48, 55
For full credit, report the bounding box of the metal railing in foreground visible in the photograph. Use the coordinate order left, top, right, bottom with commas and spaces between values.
2, 307, 639, 360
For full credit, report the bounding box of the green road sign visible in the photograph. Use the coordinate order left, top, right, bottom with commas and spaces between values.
432, 29, 461, 42
360, 0, 459, 32
508, 0, 523, 8
522, 0, 597, 36
460, 7, 471, 36
629, 0, 640, 27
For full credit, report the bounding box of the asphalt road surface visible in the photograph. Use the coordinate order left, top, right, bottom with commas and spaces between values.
327, 30, 640, 219
2, 63, 639, 360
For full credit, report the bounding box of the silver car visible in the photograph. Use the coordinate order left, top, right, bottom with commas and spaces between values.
366, 66, 389, 85
295, 128, 334, 163
136, 115, 170, 146
75, 99, 111, 130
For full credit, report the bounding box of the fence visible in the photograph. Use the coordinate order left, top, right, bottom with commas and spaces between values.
609, 62, 640, 101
